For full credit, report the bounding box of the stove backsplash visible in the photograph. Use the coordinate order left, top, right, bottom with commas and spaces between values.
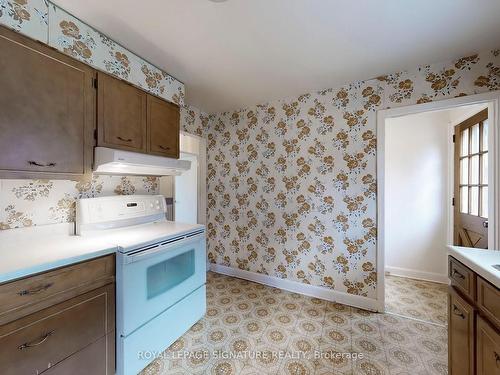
0, 176, 159, 230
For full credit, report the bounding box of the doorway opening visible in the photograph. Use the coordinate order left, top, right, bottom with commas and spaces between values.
376, 92, 500, 319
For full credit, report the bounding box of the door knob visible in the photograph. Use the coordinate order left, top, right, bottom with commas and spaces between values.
483, 221, 488, 228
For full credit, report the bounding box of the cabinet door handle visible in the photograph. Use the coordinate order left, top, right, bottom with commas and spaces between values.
18, 330, 55, 350
28, 161, 56, 167
452, 269, 465, 280
159, 145, 171, 151
452, 304, 465, 319
495, 351, 499, 367
117, 136, 133, 142
17, 282, 53, 296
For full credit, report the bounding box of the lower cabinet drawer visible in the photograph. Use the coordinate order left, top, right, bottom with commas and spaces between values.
0, 284, 114, 375
44, 332, 115, 375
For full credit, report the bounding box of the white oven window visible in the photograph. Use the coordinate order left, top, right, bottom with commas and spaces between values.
146, 249, 195, 299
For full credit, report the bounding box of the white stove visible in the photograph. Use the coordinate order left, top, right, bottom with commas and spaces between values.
76, 195, 206, 375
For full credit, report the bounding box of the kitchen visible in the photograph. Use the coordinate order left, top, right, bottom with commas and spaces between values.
0, 1, 500, 374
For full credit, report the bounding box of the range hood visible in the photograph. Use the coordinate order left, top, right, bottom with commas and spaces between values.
93, 147, 191, 176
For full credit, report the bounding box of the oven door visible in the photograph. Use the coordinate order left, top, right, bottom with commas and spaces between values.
117, 232, 206, 337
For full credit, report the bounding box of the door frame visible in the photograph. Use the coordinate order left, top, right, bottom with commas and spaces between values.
376, 90, 500, 312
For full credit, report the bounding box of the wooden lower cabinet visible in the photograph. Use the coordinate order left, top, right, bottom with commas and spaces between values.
448, 256, 500, 375
448, 286, 475, 375
476, 315, 500, 375
45, 333, 115, 375
0, 255, 115, 375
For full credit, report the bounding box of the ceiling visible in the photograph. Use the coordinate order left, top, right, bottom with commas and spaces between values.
53, 0, 500, 113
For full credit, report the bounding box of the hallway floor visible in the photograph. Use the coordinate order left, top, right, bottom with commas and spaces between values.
141, 272, 448, 375
385, 275, 448, 326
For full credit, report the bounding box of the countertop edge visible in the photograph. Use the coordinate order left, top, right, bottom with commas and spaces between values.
0, 246, 118, 285
448, 246, 500, 289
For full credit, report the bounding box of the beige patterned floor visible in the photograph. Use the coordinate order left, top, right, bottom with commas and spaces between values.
385, 275, 448, 326
141, 272, 448, 375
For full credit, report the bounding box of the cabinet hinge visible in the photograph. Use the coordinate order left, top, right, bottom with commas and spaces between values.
452, 134, 456, 143
93, 78, 98, 89
452, 197, 455, 206
93, 129, 97, 140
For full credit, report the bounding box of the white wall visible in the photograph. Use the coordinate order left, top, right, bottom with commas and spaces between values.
385, 111, 451, 283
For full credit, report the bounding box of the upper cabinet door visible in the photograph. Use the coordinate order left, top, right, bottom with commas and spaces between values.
147, 95, 180, 159
97, 72, 147, 152
0, 26, 95, 179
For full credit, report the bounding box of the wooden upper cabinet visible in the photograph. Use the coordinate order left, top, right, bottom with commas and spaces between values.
147, 94, 180, 158
97, 72, 147, 152
0, 26, 95, 179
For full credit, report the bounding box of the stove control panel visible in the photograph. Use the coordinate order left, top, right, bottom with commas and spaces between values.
76, 195, 166, 227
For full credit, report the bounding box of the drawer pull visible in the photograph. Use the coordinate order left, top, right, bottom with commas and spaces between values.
18, 330, 55, 350
159, 145, 171, 151
452, 304, 465, 319
117, 136, 133, 142
452, 269, 465, 280
28, 161, 56, 167
17, 282, 53, 296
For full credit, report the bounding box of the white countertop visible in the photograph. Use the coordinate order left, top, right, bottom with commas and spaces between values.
448, 246, 500, 289
0, 220, 205, 284
0, 223, 118, 284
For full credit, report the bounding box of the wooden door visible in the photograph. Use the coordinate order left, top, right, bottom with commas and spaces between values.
476, 315, 500, 375
448, 286, 475, 375
0, 26, 95, 179
97, 72, 147, 152
147, 94, 180, 158
454, 109, 489, 248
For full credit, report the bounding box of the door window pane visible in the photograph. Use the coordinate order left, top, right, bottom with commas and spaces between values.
481, 187, 488, 218
470, 155, 479, 185
470, 186, 479, 216
147, 249, 195, 299
460, 186, 468, 214
460, 158, 468, 184
471, 124, 479, 154
460, 128, 469, 156
482, 153, 488, 184
482, 120, 488, 151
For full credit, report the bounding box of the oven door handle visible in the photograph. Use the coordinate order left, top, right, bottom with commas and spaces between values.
123, 233, 204, 264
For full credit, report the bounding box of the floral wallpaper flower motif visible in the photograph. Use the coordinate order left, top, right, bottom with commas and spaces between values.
0, 204, 33, 229
11, 179, 52, 201
0, 0, 47, 41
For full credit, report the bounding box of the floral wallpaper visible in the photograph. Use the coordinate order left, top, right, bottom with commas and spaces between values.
0, 176, 160, 229
0, 0, 47, 41
0, 0, 185, 106
202, 49, 500, 300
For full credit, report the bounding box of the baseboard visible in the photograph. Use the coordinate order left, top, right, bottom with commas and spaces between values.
385, 266, 448, 284
209, 264, 380, 312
